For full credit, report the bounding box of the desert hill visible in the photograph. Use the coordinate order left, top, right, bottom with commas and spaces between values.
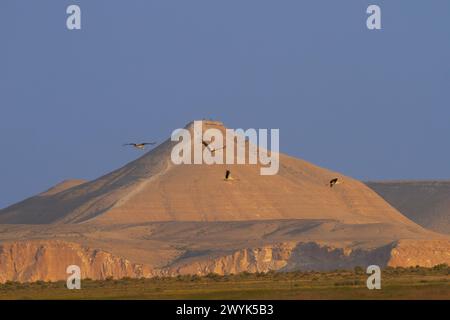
0, 120, 449, 282
0, 121, 418, 227
366, 181, 450, 235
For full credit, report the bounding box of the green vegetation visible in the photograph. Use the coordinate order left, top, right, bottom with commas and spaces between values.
0, 265, 449, 300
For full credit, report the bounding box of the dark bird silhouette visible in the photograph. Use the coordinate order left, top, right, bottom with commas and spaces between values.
211, 146, 225, 152
123, 142, 156, 150
329, 178, 342, 188
202, 140, 211, 150
202, 140, 225, 153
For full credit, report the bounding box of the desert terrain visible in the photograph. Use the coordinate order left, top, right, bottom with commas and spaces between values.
0, 121, 449, 284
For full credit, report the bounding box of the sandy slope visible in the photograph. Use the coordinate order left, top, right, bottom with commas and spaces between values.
39, 179, 88, 196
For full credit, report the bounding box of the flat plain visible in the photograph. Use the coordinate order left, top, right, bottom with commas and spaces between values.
0, 266, 448, 300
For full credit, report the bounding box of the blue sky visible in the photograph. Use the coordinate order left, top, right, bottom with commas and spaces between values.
1, 0, 449, 208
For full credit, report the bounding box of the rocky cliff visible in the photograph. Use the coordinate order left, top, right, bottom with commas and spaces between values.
1, 238, 449, 283
166, 240, 450, 276
0, 240, 154, 283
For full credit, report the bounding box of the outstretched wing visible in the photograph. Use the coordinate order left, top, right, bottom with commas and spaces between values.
142, 142, 157, 145
329, 178, 338, 187
202, 140, 213, 151
213, 145, 226, 152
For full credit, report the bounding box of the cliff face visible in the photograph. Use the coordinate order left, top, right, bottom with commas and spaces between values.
0, 241, 154, 283
387, 239, 450, 267
167, 243, 297, 276
1, 238, 449, 283
168, 241, 450, 276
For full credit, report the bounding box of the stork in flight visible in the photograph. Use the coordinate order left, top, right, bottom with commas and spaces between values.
123, 142, 156, 150
202, 140, 225, 153
329, 178, 343, 188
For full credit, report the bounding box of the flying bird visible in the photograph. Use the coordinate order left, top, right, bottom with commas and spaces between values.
329, 178, 343, 188
211, 146, 226, 152
202, 140, 225, 153
123, 142, 156, 150
202, 140, 211, 149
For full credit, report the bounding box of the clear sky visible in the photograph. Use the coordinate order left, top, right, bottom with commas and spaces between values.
1, 0, 449, 208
